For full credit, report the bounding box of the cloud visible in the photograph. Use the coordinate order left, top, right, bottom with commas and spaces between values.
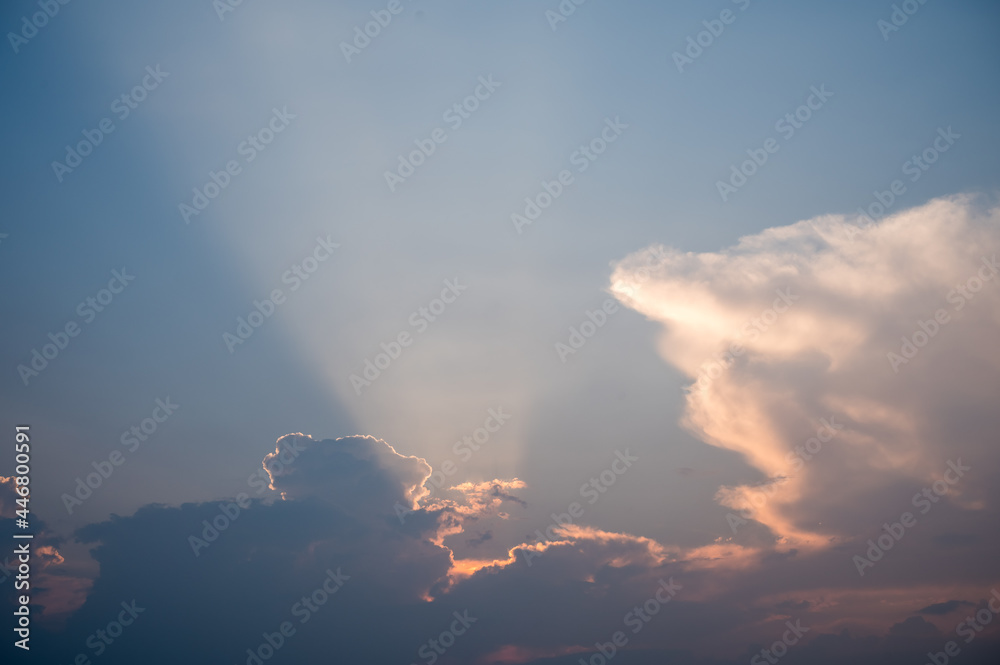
609, 195, 1000, 554
14, 225, 1000, 662
0, 475, 20, 519
263, 433, 432, 513
887, 615, 941, 637
918, 599, 976, 615
11, 423, 1000, 664
0, 476, 81, 626
466, 530, 493, 547
11, 436, 457, 663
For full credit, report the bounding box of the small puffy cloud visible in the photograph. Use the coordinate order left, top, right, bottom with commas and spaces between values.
429, 479, 528, 517
0, 475, 20, 519
1, 476, 77, 624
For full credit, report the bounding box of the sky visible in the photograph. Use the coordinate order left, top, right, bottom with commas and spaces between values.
1, 0, 1000, 663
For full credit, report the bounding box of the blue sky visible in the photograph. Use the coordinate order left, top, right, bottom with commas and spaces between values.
2, 1, 1000, 663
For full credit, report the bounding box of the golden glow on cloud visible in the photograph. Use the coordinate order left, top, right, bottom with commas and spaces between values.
477, 644, 590, 665
610, 196, 1000, 548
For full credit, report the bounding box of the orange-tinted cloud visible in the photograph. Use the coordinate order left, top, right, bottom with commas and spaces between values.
610, 196, 1000, 549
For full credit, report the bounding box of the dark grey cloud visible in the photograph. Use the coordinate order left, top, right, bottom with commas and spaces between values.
7, 431, 999, 665
466, 530, 493, 547
919, 600, 977, 616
